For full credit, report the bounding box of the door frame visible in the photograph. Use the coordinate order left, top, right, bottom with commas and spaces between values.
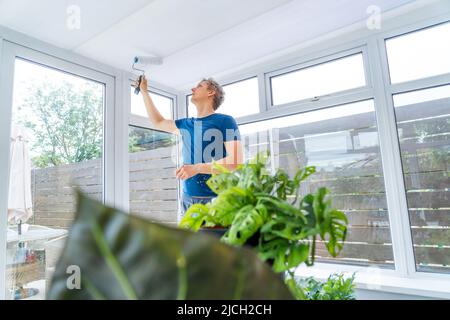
0, 40, 116, 299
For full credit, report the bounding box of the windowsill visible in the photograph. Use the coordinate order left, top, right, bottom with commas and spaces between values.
294, 263, 450, 299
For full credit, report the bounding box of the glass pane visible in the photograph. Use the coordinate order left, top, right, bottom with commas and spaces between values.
271, 53, 366, 106
7, 58, 104, 299
393, 85, 450, 274
386, 22, 450, 84
240, 100, 395, 268
131, 87, 173, 119
187, 78, 260, 118
128, 126, 178, 226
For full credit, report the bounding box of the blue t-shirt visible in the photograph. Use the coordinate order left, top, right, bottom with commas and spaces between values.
175, 113, 241, 197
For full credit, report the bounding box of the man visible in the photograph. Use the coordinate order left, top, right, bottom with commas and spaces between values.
137, 76, 243, 216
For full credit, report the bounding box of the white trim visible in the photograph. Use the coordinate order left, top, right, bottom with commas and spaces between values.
295, 263, 450, 299
0, 41, 116, 299
0, 37, 14, 301
114, 71, 129, 213
235, 90, 373, 126
368, 37, 416, 276
0, 25, 119, 78
389, 73, 450, 95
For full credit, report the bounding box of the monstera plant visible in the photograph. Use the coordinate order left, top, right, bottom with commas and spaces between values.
180, 152, 348, 296
47, 192, 293, 300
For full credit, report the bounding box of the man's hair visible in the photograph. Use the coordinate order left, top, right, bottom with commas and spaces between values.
202, 78, 225, 111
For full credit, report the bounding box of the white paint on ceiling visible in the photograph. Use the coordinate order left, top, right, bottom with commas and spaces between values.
0, 0, 155, 49
0, 0, 419, 90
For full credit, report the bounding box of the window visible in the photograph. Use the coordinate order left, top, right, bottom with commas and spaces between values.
240, 100, 394, 268
386, 22, 450, 84
187, 77, 259, 118
130, 87, 173, 120
7, 57, 107, 299
270, 53, 366, 106
129, 90, 178, 225
393, 85, 450, 273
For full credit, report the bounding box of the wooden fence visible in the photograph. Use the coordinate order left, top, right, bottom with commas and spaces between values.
31, 145, 179, 228
29, 98, 449, 272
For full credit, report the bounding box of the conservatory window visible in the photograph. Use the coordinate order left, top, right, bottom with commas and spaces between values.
239, 100, 395, 268
270, 53, 366, 106
393, 85, 450, 273
386, 22, 450, 84
187, 77, 260, 118
130, 87, 173, 120
129, 90, 178, 225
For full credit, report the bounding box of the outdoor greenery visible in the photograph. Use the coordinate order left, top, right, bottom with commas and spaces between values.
15, 81, 103, 168
15, 81, 177, 166
180, 152, 349, 298
47, 191, 293, 299
128, 126, 176, 153
293, 273, 356, 300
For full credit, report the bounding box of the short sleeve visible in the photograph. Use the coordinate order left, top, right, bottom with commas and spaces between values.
175, 118, 187, 129
221, 116, 241, 141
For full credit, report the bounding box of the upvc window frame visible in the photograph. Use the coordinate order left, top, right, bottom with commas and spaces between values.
0, 39, 118, 300
185, 75, 261, 119
176, 7, 450, 298
128, 77, 178, 130
265, 46, 371, 109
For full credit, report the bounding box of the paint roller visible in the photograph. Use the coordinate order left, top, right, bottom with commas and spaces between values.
132, 55, 164, 95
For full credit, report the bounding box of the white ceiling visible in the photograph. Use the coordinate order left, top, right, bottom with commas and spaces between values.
0, 0, 417, 90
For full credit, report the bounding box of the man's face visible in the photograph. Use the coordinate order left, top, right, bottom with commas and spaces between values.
191, 81, 214, 104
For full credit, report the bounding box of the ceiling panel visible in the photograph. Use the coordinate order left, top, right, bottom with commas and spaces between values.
0, 0, 423, 90
74, 0, 293, 77
0, 0, 155, 49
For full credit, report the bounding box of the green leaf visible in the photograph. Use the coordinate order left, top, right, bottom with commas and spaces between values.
286, 243, 310, 269
179, 203, 210, 231
47, 191, 293, 300
223, 205, 267, 246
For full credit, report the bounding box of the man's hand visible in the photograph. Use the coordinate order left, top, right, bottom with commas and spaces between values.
139, 75, 148, 93
175, 164, 199, 180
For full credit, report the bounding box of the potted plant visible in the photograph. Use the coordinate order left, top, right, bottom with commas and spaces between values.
180, 152, 348, 297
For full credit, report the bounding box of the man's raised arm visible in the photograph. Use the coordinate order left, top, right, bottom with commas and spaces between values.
138, 76, 179, 135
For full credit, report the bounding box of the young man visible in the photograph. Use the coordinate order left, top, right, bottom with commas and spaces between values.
137, 76, 243, 215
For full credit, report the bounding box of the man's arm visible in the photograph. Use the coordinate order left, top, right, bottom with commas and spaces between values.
175, 140, 243, 179
138, 76, 179, 135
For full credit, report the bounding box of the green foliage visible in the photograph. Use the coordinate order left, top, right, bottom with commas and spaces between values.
47, 191, 293, 300
293, 273, 356, 300
15, 81, 103, 168
128, 127, 176, 153
180, 152, 348, 276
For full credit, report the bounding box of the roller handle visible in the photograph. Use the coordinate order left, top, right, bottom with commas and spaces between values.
134, 75, 142, 95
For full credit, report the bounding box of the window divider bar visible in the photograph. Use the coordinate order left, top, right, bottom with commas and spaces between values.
236, 89, 373, 126
368, 37, 416, 277
388, 73, 450, 95
257, 72, 268, 114
0, 38, 14, 301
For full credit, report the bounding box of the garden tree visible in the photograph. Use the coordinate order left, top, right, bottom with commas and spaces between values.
16, 80, 103, 168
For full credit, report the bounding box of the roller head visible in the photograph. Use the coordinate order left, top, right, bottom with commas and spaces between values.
133, 55, 163, 66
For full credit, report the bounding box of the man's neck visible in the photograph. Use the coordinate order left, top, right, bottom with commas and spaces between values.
196, 104, 215, 118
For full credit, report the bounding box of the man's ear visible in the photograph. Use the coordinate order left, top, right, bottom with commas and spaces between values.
207, 90, 215, 97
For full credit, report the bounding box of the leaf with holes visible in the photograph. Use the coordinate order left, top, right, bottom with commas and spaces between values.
47, 191, 293, 300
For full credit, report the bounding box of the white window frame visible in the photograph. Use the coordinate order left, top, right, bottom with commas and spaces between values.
126, 77, 181, 220
0, 39, 118, 300
265, 46, 371, 109
128, 77, 177, 130
184, 75, 261, 119
176, 6, 450, 298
